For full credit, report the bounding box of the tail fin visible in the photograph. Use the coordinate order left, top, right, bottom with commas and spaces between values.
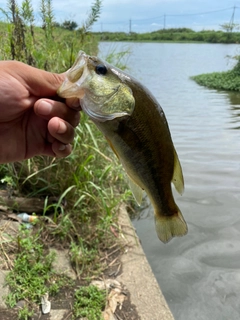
154, 208, 188, 243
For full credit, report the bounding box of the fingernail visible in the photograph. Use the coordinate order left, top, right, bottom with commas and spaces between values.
38, 101, 52, 115
58, 121, 67, 134
72, 100, 80, 108
59, 144, 66, 151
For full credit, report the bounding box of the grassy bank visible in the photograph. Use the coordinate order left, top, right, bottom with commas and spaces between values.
192, 56, 240, 91
0, 0, 133, 318
94, 28, 240, 44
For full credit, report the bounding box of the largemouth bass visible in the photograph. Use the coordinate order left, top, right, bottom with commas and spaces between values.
58, 51, 188, 243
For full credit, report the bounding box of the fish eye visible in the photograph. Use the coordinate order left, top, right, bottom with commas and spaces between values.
95, 64, 107, 75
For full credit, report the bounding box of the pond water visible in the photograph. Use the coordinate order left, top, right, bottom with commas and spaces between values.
99, 41, 240, 320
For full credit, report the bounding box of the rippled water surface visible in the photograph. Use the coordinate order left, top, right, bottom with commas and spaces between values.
99, 42, 240, 320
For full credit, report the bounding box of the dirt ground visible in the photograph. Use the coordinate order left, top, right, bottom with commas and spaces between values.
0, 204, 174, 320
0, 217, 140, 320
0, 286, 140, 320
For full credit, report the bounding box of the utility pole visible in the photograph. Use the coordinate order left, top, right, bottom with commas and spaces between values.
163, 14, 166, 29
129, 19, 132, 33
229, 5, 236, 32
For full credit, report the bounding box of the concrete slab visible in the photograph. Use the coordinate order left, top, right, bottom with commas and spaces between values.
0, 270, 9, 309
51, 249, 77, 280
117, 204, 174, 320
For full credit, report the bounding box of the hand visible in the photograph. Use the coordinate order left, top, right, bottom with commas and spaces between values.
0, 60, 80, 164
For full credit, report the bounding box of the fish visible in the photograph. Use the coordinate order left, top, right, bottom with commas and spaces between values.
58, 50, 188, 243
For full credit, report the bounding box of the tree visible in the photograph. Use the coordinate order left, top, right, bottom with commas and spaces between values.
61, 20, 78, 30
220, 22, 239, 33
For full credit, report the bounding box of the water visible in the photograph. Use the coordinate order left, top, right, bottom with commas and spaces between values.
99, 42, 240, 320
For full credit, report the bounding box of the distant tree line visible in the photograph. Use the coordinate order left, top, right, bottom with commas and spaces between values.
94, 28, 240, 44
54, 20, 78, 31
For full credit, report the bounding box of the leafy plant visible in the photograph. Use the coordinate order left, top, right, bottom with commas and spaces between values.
191, 69, 240, 92
82, 0, 102, 34
0, 0, 99, 70
73, 285, 106, 320
61, 20, 78, 30
17, 305, 34, 320
4, 227, 71, 316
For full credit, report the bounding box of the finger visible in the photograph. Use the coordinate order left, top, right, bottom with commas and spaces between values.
2, 61, 66, 96
41, 141, 72, 158
52, 142, 72, 158
48, 117, 75, 144
34, 99, 80, 127
65, 97, 82, 111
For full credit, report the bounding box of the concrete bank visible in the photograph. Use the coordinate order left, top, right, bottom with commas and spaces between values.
117, 204, 174, 320
0, 206, 174, 320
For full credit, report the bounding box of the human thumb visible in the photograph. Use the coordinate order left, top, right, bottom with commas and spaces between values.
13, 61, 65, 97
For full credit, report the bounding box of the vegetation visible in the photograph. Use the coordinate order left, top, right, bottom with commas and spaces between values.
191, 42, 240, 92
61, 20, 78, 31
5, 227, 72, 310
95, 28, 240, 44
73, 285, 106, 319
0, 0, 131, 318
0, 0, 99, 70
191, 69, 240, 91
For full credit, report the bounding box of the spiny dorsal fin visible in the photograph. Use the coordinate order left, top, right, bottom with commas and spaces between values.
172, 147, 184, 195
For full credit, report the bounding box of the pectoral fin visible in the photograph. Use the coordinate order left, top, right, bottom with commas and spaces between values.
172, 147, 184, 195
105, 137, 143, 205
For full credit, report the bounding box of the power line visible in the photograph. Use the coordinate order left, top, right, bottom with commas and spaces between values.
96, 6, 237, 26
167, 6, 234, 17
95, 6, 240, 32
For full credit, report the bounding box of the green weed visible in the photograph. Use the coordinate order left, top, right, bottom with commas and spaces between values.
0, 0, 99, 70
0, 1, 132, 317
73, 285, 106, 320
4, 227, 72, 316
18, 305, 34, 320
191, 69, 240, 92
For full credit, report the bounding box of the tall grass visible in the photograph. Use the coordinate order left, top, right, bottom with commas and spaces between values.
0, 1, 133, 317
0, 0, 130, 264
0, 0, 99, 71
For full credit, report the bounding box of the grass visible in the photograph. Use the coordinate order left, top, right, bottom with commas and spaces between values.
73, 285, 106, 320
191, 70, 240, 91
0, 2, 99, 72
191, 59, 240, 92
0, 1, 133, 318
4, 226, 73, 317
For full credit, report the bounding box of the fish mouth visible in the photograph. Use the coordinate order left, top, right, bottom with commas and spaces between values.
57, 51, 89, 98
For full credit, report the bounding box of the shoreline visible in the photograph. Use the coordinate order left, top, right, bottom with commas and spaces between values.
117, 204, 174, 320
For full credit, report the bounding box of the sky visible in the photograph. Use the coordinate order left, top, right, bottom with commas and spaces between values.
1, 0, 240, 33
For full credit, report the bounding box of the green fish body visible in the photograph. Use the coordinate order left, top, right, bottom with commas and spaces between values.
58, 51, 188, 243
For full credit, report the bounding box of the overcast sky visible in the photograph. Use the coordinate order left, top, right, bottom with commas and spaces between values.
0, 0, 240, 33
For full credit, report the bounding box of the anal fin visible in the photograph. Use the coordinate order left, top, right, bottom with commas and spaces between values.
172, 147, 184, 195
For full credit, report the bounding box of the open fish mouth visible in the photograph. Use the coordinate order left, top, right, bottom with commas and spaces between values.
57, 51, 89, 99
